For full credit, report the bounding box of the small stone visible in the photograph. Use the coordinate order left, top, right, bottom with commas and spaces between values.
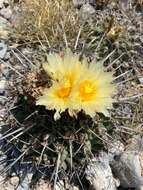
0, 42, 7, 59
0, 79, 6, 94
0, 63, 9, 78
73, 0, 86, 8
0, 0, 5, 8
17, 173, 33, 190
0, 2, 3, 8
0, 16, 10, 26
0, 7, 13, 20
119, 0, 130, 11
36, 180, 51, 190
69, 186, 80, 190
10, 176, 19, 186
111, 151, 143, 188
0, 16, 10, 39
55, 180, 65, 190
139, 77, 143, 84
108, 141, 125, 161
80, 3, 95, 19
0, 0, 11, 19
0, 0, 9, 7
86, 152, 119, 190
3, 0, 9, 8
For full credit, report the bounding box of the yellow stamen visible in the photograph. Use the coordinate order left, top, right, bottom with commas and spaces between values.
55, 79, 72, 99
79, 80, 96, 101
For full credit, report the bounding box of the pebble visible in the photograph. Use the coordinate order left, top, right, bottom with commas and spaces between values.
86, 152, 119, 190
16, 173, 33, 190
0, 79, 6, 94
36, 180, 51, 190
0, 0, 12, 20
111, 151, 143, 188
0, 16, 10, 39
73, 0, 86, 8
0, 1, 3, 8
0, 0, 7, 9
108, 140, 125, 161
10, 176, 19, 187
0, 42, 7, 59
0, 16, 10, 26
139, 77, 143, 84
69, 187, 80, 190
55, 180, 80, 190
0, 63, 9, 79
80, 3, 95, 19
0, 7, 13, 20
119, 0, 130, 11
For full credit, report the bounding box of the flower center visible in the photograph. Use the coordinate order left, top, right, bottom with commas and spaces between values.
79, 80, 96, 101
56, 79, 72, 99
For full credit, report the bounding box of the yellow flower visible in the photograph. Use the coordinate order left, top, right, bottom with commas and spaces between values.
71, 62, 116, 117
36, 49, 116, 119
37, 49, 84, 118
36, 80, 71, 115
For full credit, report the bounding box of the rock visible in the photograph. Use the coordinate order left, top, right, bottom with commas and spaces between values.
73, 0, 96, 7
69, 186, 80, 190
0, 16, 11, 39
108, 140, 125, 161
0, 79, 6, 94
80, 3, 95, 19
36, 180, 52, 190
10, 176, 19, 187
16, 173, 33, 190
0, 0, 12, 20
139, 77, 143, 84
0, 63, 9, 79
0, 1, 3, 8
55, 180, 65, 190
86, 152, 119, 190
0, 16, 10, 27
55, 180, 80, 190
0, 7, 13, 20
0, 42, 7, 59
119, 0, 130, 11
0, 156, 20, 190
126, 135, 143, 152
73, 0, 86, 8
0, 0, 9, 9
111, 151, 143, 188
2, 182, 15, 190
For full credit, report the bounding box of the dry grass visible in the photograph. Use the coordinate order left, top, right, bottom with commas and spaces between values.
14, 0, 82, 47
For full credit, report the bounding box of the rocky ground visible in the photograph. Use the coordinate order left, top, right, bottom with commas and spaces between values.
0, 0, 143, 189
